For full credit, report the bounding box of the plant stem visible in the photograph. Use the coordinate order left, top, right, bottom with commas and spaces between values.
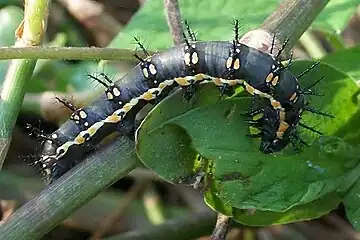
0, 0, 50, 169
262, 0, 330, 54
0, 136, 139, 239
299, 31, 327, 58
0, 46, 145, 61
240, 0, 330, 57
164, 0, 184, 44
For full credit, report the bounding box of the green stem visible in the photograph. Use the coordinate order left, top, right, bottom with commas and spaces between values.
0, 136, 139, 239
299, 30, 327, 59
0, 0, 50, 169
0, 46, 145, 61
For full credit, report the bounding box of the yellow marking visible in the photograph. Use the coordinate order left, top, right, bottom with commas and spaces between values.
266, 72, 273, 83
226, 57, 232, 69
159, 82, 166, 89
74, 135, 85, 144
245, 84, 255, 95
149, 64, 157, 75
106, 113, 121, 123
294, 96, 299, 103
271, 100, 281, 109
142, 91, 155, 101
192, 52, 199, 64
194, 74, 204, 81
213, 78, 222, 86
175, 77, 190, 86
279, 111, 286, 121
122, 103, 132, 112
278, 121, 289, 133
271, 76, 279, 86
237, 79, 244, 84
276, 131, 284, 139
142, 68, 149, 78
113, 88, 121, 97
233, 58, 240, 70
107, 92, 114, 100
228, 80, 238, 86
253, 113, 264, 121
184, 53, 191, 65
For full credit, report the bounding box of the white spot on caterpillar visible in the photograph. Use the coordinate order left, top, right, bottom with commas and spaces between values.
113, 87, 121, 97
142, 68, 149, 78
226, 57, 232, 69
129, 98, 139, 106
233, 58, 240, 70
79, 111, 87, 119
164, 79, 174, 85
51, 133, 57, 139
191, 52, 199, 64
107, 92, 114, 100
184, 52, 191, 66
149, 64, 157, 75
84, 122, 89, 127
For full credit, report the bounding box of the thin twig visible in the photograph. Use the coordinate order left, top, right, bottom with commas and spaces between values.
0, 46, 151, 61
164, 0, 184, 44
211, 214, 232, 240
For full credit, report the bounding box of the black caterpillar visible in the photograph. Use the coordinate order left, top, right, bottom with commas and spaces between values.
32, 20, 331, 183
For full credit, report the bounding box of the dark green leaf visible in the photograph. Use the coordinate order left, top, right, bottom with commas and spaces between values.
321, 45, 360, 81
344, 179, 360, 231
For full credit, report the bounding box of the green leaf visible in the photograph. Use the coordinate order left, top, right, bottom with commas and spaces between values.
205, 191, 341, 226
344, 179, 360, 231
108, 0, 359, 50
136, 60, 360, 223
321, 45, 360, 81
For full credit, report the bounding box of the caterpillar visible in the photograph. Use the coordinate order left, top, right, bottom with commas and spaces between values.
33, 20, 331, 183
